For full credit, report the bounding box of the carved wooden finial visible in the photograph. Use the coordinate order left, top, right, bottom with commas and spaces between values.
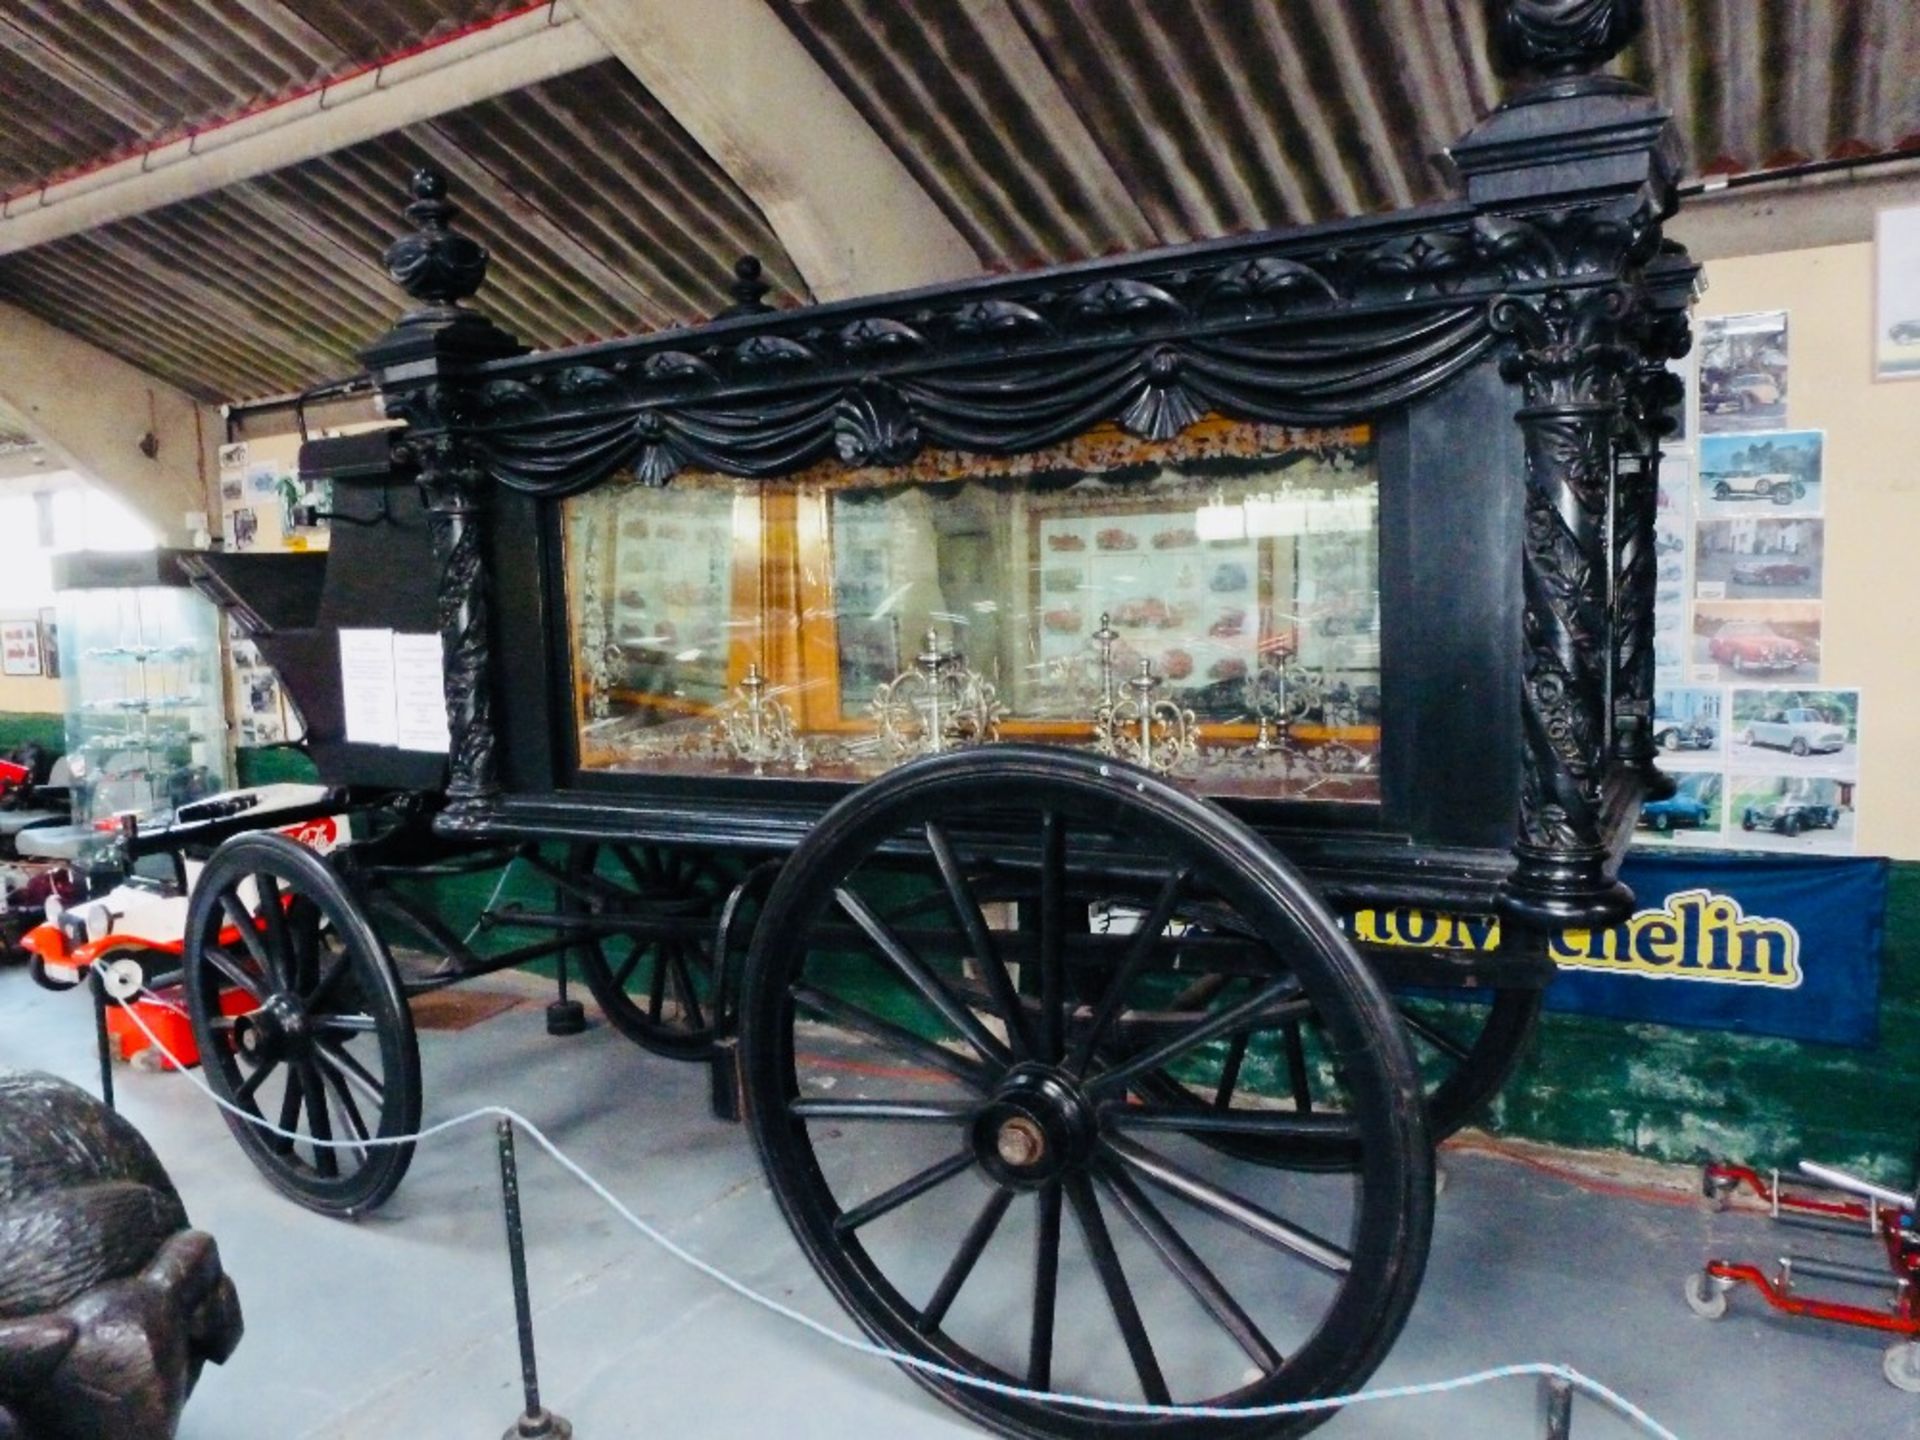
382, 167, 490, 311
1492, 0, 1644, 79
716, 254, 774, 318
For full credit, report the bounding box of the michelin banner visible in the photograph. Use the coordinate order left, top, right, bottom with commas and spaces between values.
1543, 852, 1886, 1046
1350, 852, 1887, 1047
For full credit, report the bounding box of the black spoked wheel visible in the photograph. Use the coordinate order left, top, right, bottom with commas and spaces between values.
739, 747, 1432, 1440
183, 833, 421, 1216
566, 843, 727, 1059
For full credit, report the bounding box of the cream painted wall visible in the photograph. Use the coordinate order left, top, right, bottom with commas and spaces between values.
0, 674, 60, 713
1690, 240, 1920, 858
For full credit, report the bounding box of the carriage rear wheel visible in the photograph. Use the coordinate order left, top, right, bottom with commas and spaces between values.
183, 832, 421, 1216
564, 843, 728, 1059
739, 747, 1432, 1439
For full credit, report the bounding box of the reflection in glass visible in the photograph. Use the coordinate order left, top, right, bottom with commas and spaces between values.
563, 419, 1382, 802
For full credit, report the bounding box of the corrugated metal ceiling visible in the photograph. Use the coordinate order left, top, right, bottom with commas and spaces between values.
0, 0, 521, 196
0, 1, 1914, 407
0, 59, 808, 402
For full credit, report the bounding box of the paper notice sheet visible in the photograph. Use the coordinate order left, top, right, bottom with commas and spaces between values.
391, 632, 452, 753
338, 629, 399, 747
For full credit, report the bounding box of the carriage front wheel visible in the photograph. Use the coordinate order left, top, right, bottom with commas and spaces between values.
738, 746, 1432, 1440
183, 832, 422, 1216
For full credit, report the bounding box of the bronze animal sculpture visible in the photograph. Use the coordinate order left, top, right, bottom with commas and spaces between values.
0, 1070, 242, 1440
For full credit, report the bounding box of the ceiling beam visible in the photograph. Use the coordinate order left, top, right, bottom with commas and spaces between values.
0, 300, 220, 544
569, 0, 979, 300
0, 6, 609, 256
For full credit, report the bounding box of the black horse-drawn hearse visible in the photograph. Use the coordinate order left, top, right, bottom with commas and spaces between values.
79, 4, 1699, 1433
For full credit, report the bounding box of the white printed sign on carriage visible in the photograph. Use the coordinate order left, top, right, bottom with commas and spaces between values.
338, 628, 451, 753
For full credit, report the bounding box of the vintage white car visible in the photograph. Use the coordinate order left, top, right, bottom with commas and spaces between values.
1708, 470, 1804, 505
1741, 706, 1848, 757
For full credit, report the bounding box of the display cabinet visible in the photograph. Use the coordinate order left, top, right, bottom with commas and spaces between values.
53, 552, 232, 847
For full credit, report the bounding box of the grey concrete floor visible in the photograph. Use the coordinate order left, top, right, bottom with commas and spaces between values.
4, 961, 1917, 1440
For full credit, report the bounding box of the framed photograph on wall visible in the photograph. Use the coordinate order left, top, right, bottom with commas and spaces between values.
1, 619, 43, 676
1876, 203, 1920, 382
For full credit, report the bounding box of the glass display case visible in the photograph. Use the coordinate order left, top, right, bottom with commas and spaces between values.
564, 418, 1381, 803
54, 552, 232, 843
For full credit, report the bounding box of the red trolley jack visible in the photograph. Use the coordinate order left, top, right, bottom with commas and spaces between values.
1689, 1159, 1920, 1390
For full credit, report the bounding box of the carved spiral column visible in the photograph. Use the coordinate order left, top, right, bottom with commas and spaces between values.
412, 428, 500, 819
1494, 285, 1637, 927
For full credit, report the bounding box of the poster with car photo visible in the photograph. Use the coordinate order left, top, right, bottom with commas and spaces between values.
1692, 599, 1819, 684
1694, 517, 1823, 601
1876, 203, 1920, 381
1651, 686, 1723, 761
1636, 770, 1723, 846
1727, 773, 1855, 855
1699, 310, 1788, 433
1696, 429, 1822, 521
1729, 687, 1859, 778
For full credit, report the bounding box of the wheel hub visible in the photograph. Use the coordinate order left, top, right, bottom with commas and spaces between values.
234, 993, 309, 1064
974, 1064, 1094, 1189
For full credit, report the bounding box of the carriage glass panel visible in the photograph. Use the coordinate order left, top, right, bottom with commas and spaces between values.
561, 418, 1381, 802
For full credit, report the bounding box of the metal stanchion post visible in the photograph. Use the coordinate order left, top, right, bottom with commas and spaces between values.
497, 1117, 572, 1439
90, 968, 115, 1111
1541, 1374, 1573, 1439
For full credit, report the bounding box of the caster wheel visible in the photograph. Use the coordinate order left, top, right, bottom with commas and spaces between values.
1886, 1341, 1920, 1393
1685, 1271, 1729, 1320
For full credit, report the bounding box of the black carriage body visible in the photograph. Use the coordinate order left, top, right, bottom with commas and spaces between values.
356, 46, 1698, 975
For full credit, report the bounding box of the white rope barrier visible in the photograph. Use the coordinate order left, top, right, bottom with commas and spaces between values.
111, 991, 1683, 1436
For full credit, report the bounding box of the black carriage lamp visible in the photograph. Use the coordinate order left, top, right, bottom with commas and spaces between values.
1490, 0, 1646, 83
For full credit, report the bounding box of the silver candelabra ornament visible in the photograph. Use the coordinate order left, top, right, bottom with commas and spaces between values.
1244, 661, 1312, 757
1091, 612, 1121, 713
1095, 659, 1196, 774
871, 629, 1003, 758
716, 662, 798, 773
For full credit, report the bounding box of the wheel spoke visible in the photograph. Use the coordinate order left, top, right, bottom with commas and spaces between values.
1103, 1105, 1361, 1144
1038, 811, 1066, 1063
789, 1098, 978, 1124
1097, 1163, 1282, 1374
1399, 1005, 1472, 1063
925, 821, 1036, 1059
233, 1055, 280, 1107
1029, 1182, 1061, 1389
219, 891, 275, 980
834, 888, 1012, 1068
199, 945, 266, 1002
610, 939, 646, 989
270, 1072, 302, 1156
667, 944, 707, 1031
831, 1150, 975, 1234
1282, 1020, 1313, 1113
300, 1061, 339, 1178
1216, 1030, 1251, 1111
917, 1187, 1014, 1334
1106, 1135, 1351, 1275
790, 985, 989, 1090
1066, 1173, 1170, 1404
303, 949, 352, 1009
314, 1038, 386, 1108
1089, 976, 1308, 1099
317, 1060, 372, 1161
1069, 869, 1190, 1077
312, 1013, 378, 1034
647, 940, 670, 1021
289, 900, 322, 989
254, 875, 295, 993
616, 846, 653, 893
